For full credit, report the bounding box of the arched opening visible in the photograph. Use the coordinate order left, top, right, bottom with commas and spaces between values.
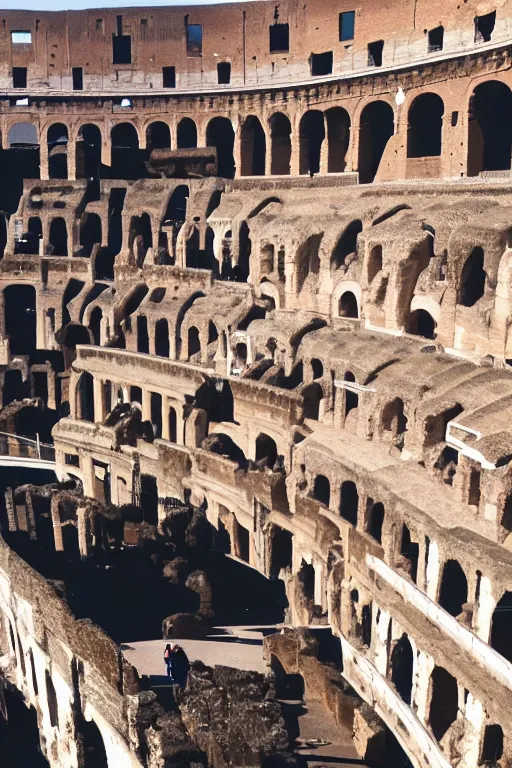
146, 121, 171, 153
299, 111, 325, 176
188, 326, 201, 359
78, 372, 95, 422
236, 221, 251, 282
89, 307, 102, 346
151, 392, 162, 438
255, 433, 278, 469
0, 688, 48, 766
400, 524, 419, 583
95, 187, 126, 279
406, 309, 436, 339
313, 474, 331, 506
368, 245, 383, 283
15, 216, 42, 256
129, 212, 153, 268
381, 398, 408, 441
340, 481, 358, 526
296, 234, 322, 294
241, 116, 266, 176
428, 667, 458, 742
332, 220, 362, 271
490, 591, 512, 662
47, 123, 69, 179
80, 213, 102, 257
186, 226, 215, 271
480, 724, 504, 765
270, 112, 291, 175
358, 101, 394, 183
155, 318, 170, 357
407, 93, 444, 158
311, 358, 323, 380
137, 315, 149, 353
325, 107, 351, 173
270, 526, 293, 579
391, 634, 414, 704
111, 123, 142, 179
81, 718, 108, 768
76, 124, 102, 183
458, 247, 486, 306
45, 670, 59, 729
48, 218, 68, 256
298, 559, 315, 602
339, 291, 359, 318
177, 117, 198, 149
206, 117, 235, 179
168, 407, 177, 442
303, 382, 323, 420
4, 123, 40, 212
234, 518, 250, 562
61, 321, 91, 367
435, 446, 458, 486
343, 371, 359, 418
438, 559, 468, 618
468, 81, 512, 176
159, 185, 189, 264
367, 501, 384, 544
4, 285, 36, 354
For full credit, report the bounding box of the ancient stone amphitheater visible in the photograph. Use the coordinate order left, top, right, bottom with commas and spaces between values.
0, 1, 511, 767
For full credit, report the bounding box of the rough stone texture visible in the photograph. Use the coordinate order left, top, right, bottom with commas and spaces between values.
185, 570, 213, 619
162, 613, 207, 640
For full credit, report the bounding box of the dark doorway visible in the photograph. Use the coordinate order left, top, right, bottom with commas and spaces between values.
146, 121, 171, 153
4, 285, 36, 354
78, 371, 95, 422
490, 591, 512, 662
89, 307, 102, 346
367, 501, 384, 544
325, 107, 351, 172
391, 634, 414, 704
111, 123, 143, 179
468, 82, 512, 176
270, 526, 293, 579
137, 315, 149, 353
339, 291, 359, 318
206, 117, 235, 178
313, 474, 331, 506
340, 481, 358, 526
406, 309, 436, 339
76, 124, 102, 183
400, 524, 419, 583
270, 112, 291, 175
155, 318, 170, 357
299, 111, 325, 175
177, 118, 198, 149
255, 432, 278, 469
358, 101, 394, 183
141, 474, 158, 525
81, 718, 108, 768
407, 94, 444, 157
458, 247, 486, 306
241, 116, 266, 176
428, 666, 458, 742
47, 123, 69, 179
48, 218, 68, 256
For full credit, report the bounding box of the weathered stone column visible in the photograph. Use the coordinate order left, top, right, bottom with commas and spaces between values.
93, 377, 105, 423
67, 140, 76, 181
51, 495, 64, 552
77, 505, 91, 558
39, 137, 49, 180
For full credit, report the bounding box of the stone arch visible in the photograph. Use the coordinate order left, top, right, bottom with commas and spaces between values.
48, 217, 68, 256
358, 101, 394, 183
77, 371, 95, 422
241, 116, 266, 176
331, 220, 362, 270
146, 120, 171, 152
303, 381, 323, 420
47, 122, 69, 179
407, 93, 444, 158
76, 123, 102, 182
155, 318, 170, 357
313, 474, 330, 506
111, 122, 141, 179
340, 480, 358, 526
391, 633, 414, 704
406, 308, 437, 339
367, 501, 384, 544
206, 117, 235, 179
338, 290, 359, 318
468, 80, 512, 176
299, 111, 325, 176
188, 326, 201, 359
428, 666, 458, 742
438, 559, 468, 617
177, 117, 198, 148
325, 107, 351, 173
381, 397, 407, 440
269, 112, 291, 175
490, 591, 512, 662
81, 718, 108, 768
255, 432, 278, 468
458, 247, 486, 306
480, 723, 504, 765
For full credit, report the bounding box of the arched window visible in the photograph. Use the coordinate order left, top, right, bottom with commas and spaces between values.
428, 666, 458, 742
206, 117, 235, 178
407, 93, 444, 158
255, 433, 278, 469
48, 217, 68, 256
313, 474, 330, 506
111, 123, 141, 179
47, 123, 69, 179
368, 245, 383, 283
340, 481, 358, 526
146, 121, 171, 153
177, 117, 198, 149
78, 372, 95, 422
391, 634, 414, 704
339, 291, 359, 319
480, 724, 504, 765
367, 501, 384, 544
188, 326, 201, 359
331, 220, 362, 270
358, 101, 394, 183
468, 81, 512, 176
269, 112, 291, 175
458, 247, 486, 306
299, 111, 325, 175
81, 718, 108, 768
325, 107, 350, 173
311, 358, 323, 380
438, 559, 468, 618
89, 307, 102, 346
241, 116, 266, 176
406, 309, 437, 339
303, 382, 323, 420
76, 124, 102, 183
155, 318, 170, 357
381, 398, 407, 439
490, 591, 512, 662
137, 315, 149, 353
168, 407, 177, 442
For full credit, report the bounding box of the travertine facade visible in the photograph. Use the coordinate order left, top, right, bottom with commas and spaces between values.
1, 2, 512, 767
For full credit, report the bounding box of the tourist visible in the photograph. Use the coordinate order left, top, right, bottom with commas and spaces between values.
170, 644, 190, 688
164, 643, 174, 679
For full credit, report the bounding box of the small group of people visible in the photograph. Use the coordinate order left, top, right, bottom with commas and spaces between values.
163, 643, 190, 687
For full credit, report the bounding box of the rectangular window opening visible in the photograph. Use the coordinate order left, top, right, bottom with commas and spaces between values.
96, 18, 104, 32
368, 40, 384, 67
11, 31, 32, 44
451, 110, 459, 127
475, 11, 496, 43
116, 14, 123, 36
428, 26, 444, 53
72, 67, 83, 90
217, 61, 231, 84
113, 33, 132, 65
269, 22, 289, 53
12, 67, 27, 88
310, 51, 333, 77
339, 11, 355, 42
162, 65, 176, 88
186, 23, 203, 57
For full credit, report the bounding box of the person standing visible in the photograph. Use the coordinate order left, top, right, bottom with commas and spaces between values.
164, 643, 174, 679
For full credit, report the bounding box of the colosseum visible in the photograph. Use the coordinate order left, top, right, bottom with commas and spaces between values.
0, 0, 511, 766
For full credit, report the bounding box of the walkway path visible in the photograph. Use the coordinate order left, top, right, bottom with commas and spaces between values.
123, 626, 367, 768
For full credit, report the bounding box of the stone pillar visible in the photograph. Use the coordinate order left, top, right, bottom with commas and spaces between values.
319, 115, 328, 175
39, 137, 49, 181
161, 399, 170, 441
264, 128, 272, 176
81, 455, 95, 497
93, 377, 104, 423
77, 505, 91, 558
233, 122, 242, 179
142, 389, 151, 422
5, 488, 16, 531
67, 140, 76, 181
290, 129, 300, 176
51, 495, 64, 552
0, 290, 5, 338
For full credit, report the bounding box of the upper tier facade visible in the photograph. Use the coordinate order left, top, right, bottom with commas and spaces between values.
0, 0, 511, 94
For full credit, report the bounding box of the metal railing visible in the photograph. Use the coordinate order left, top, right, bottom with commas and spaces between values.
0, 431, 55, 463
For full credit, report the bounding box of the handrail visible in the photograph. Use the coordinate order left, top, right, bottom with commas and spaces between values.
0, 432, 55, 462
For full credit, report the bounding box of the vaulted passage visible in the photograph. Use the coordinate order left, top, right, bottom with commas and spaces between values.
270, 112, 292, 175
339, 481, 358, 526
428, 666, 458, 742
407, 93, 444, 158
458, 247, 486, 306
438, 559, 467, 618
406, 309, 436, 339
241, 116, 266, 176
47, 123, 69, 179
81, 718, 109, 768
111, 123, 143, 179
490, 591, 512, 662
146, 121, 171, 153
325, 107, 351, 172
391, 633, 414, 704
177, 118, 198, 149
468, 81, 512, 176
76, 124, 102, 183
206, 117, 235, 179
358, 101, 394, 183
299, 111, 325, 176
4, 285, 36, 355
